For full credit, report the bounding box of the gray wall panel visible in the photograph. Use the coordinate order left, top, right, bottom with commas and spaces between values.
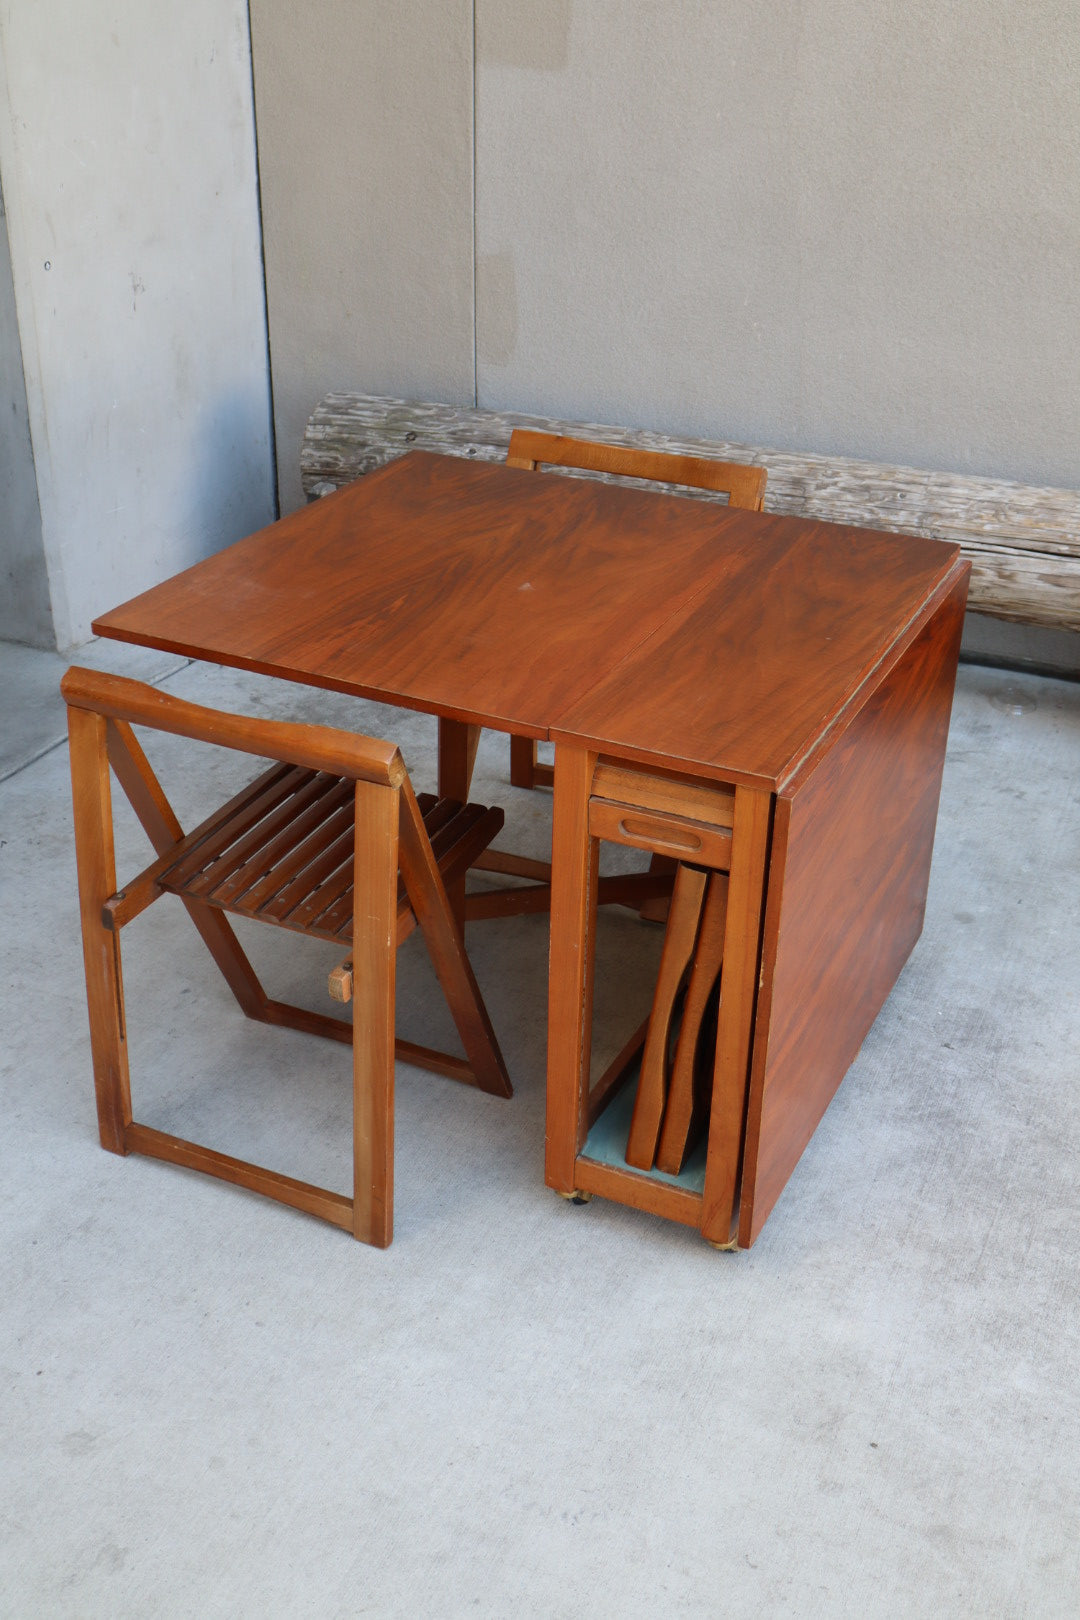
476, 1, 1080, 489
249, 1, 476, 514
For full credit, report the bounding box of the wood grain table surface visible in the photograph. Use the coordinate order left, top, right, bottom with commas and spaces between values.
94, 451, 964, 778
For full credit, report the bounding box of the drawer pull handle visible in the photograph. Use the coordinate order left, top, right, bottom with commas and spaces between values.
618, 816, 702, 852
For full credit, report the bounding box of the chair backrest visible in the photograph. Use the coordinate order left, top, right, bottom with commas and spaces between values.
506, 429, 767, 512
60, 666, 407, 787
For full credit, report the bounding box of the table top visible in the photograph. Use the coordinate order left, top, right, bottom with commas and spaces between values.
94, 450, 966, 790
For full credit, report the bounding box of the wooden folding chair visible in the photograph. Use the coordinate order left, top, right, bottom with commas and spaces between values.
63, 666, 511, 1247
458, 431, 766, 921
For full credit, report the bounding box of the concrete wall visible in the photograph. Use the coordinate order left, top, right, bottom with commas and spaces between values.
0, 175, 49, 646
248, 0, 475, 515
251, 1, 1080, 517
0, 2, 275, 649
475, 1, 1080, 493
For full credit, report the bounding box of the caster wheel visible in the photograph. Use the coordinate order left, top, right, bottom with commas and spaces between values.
558, 1189, 592, 1205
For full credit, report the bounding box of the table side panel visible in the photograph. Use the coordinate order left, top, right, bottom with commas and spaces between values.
739, 569, 969, 1246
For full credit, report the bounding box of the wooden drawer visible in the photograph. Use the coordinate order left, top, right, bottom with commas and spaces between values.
588, 796, 733, 868
592, 762, 735, 827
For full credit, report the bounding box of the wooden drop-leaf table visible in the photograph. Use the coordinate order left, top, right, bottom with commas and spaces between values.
93, 451, 970, 1248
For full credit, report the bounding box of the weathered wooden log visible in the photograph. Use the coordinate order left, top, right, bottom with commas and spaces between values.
302, 394, 1080, 632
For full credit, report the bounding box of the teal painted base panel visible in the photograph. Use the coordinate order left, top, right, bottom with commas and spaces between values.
581, 1070, 708, 1195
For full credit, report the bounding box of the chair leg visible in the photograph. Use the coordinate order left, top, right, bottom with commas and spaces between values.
67, 706, 131, 1155
639, 852, 677, 923
654, 871, 729, 1174
437, 717, 481, 930
398, 784, 512, 1100
350, 778, 399, 1246
625, 863, 709, 1170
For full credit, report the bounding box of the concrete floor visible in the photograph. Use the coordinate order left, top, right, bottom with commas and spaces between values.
2, 638, 1078, 1618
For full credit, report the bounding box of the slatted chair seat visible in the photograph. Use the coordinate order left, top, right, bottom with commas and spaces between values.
143, 762, 503, 947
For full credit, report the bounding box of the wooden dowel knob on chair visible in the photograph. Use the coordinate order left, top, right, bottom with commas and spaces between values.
328, 957, 353, 1003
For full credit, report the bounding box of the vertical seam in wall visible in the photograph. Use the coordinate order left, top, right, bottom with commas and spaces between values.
471, 0, 478, 408
246, 0, 280, 518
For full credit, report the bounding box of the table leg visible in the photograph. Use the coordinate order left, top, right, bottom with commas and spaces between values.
545, 744, 599, 1193
701, 785, 773, 1245
509, 734, 537, 789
